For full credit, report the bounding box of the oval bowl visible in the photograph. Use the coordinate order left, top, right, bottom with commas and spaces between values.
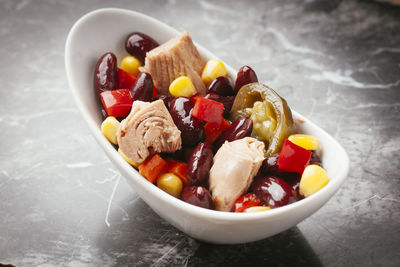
65, 8, 349, 244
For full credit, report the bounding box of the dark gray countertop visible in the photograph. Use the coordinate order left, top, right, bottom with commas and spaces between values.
1, 0, 399, 266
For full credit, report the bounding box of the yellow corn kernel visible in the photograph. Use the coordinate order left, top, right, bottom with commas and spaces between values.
156, 173, 183, 198
288, 134, 320, 150
101, 116, 120, 144
201, 59, 227, 85
121, 56, 141, 76
118, 148, 140, 168
244, 206, 271, 213
169, 76, 197, 97
299, 165, 329, 197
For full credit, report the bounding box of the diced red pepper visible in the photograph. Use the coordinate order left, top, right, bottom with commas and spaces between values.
152, 85, 159, 98
165, 159, 190, 185
190, 93, 204, 104
117, 68, 136, 89
204, 118, 231, 144
233, 193, 262, 212
118, 68, 158, 99
100, 89, 133, 118
138, 154, 167, 183
192, 97, 224, 125
278, 139, 311, 174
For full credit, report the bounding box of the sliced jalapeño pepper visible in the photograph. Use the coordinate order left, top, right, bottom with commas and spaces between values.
230, 82, 294, 155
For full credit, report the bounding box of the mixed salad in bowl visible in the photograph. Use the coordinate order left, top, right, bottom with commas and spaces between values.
94, 30, 330, 213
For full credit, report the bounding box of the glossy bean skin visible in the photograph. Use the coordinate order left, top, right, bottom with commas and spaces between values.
204, 93, 235, 118
252, 176, 295, 208
130, 72, 153, 102
214, 117, 253, 149
261, 154, 281, 176
181, 186, 214, 209
235, 65, 258, 92
169, 97, 205, 147
187, 142, 213, 185
207, 76, 235, 96
94, 52, 118, 97
261, 154, 301, 184
100, 108, 108, 121
153, 94, 174, 110
125, 32, 159, 63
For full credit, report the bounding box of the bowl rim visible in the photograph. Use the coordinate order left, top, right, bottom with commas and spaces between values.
65, 7, 350, 223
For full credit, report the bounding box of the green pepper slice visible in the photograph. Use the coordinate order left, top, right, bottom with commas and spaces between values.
230, 82, 294, 155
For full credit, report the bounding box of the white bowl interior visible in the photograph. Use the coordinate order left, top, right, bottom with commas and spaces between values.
65, 8, 349, 244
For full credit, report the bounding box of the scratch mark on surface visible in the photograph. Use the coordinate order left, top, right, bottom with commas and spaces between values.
310, 70, 400, 89
81, 175, 129, 225
14, 162, 43, 180
371, 47, 400, 55
105, 174, 121, 227
344, 194, 400, 210
0, 170, 13, 189
95, 176, 117, 184
2, 109, 78, 127
182, 256, 189, 267
66, 162, 93, 169
265, 27, 324, 56
154, 230, 173, 243
319, 224, 350, 249
16, 0, 31, 10
1, 170, 10, 177
150, 239, 184, 267
352, 102, 400, 109
199, 0, 234, 14
298, 58, 400, 89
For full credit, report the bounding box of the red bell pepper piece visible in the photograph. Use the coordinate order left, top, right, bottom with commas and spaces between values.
138, 154, 167, 183
117, 68, 136, 89
100, 89, 133, 118
233, 193, 262, 212
190, 93, 204, 104
204, 118, 231, 144
165, 160, 189, 185
192, 97, 224, 125
152, 85, 158, 98
278, 139, 311, 174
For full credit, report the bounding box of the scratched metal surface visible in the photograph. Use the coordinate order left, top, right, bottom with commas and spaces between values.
0, 0, 399, 266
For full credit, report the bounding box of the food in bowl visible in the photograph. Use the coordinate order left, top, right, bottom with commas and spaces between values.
94, 30, 330, 212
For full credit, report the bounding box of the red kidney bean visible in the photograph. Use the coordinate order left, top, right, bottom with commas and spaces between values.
125, 32, 159, 63
235, 65, 258, 92
94, 52, 118, 97
187, 143, 213, 185
252, 176, 295, 208
181, 186, 214, 209
214, 117, 253, 149
309, 151, 322, 166
261, 154, 281, 175
153, 94, 174, 109
207, 76, 235, 96
290, 177, 303, 201
130, 72, 153, 102
169, 97, 205, 146
261, 154, 301, 184
100, 108, 108, 120
204, 93, 235, 118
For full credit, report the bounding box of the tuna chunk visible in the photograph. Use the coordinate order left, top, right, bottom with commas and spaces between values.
139, 31, 206, 95
209, 137, 265, 212
117, 100, 181, 163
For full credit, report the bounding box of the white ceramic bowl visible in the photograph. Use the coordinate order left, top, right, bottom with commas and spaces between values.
65, 8, 349, 244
